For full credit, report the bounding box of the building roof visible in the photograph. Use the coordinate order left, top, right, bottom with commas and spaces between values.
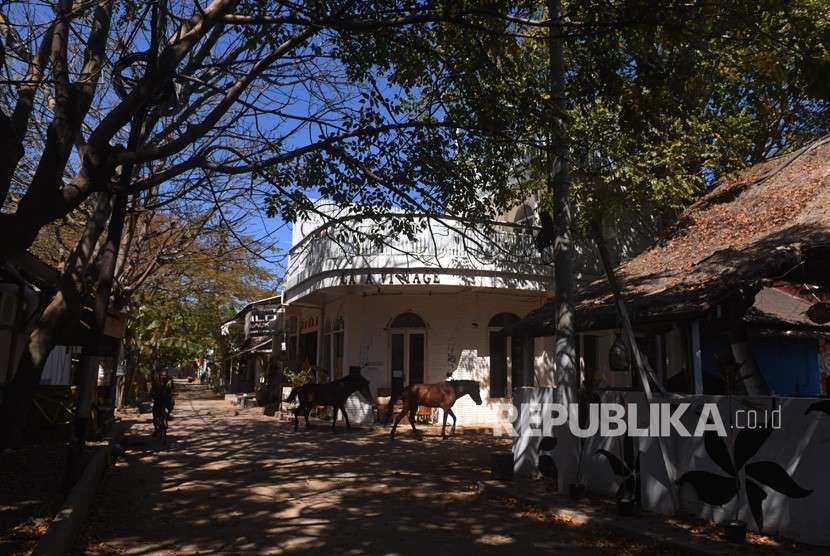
514, 136, 830, 334
220, 294, 282, 328
1, 251, 61, 293
745, 286, 830, 331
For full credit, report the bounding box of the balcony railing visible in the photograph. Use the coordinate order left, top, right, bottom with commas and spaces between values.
284, 216, 551, 292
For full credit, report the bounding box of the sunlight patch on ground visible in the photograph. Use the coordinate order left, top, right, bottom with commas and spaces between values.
475, 532, 516, 545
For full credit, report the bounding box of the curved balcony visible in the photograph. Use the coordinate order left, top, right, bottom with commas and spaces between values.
283, 214, 552, 304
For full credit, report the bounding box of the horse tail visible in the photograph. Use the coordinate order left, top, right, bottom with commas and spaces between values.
285, 386, 300, 403
384, 387, 406, 425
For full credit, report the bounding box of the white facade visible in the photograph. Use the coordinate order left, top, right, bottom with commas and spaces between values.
282, 207, 556, 425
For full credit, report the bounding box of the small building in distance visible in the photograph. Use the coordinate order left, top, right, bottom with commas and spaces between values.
220, 295, 284, 394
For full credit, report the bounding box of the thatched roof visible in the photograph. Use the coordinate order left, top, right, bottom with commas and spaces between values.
515, 136, 830, 335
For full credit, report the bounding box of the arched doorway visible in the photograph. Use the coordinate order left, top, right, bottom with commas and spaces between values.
389, 312, 427, 399
489, 313, 532, 398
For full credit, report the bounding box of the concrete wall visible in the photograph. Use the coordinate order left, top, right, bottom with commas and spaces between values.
322, 288, 555, 425
513, 388, 830, 546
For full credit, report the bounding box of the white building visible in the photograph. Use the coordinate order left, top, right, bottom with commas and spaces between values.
281, 204, 557, 425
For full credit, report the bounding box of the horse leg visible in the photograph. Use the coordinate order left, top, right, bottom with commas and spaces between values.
304, 405, 311, 428
441, 409, 449, 438
390, 408, 407, 440
340, 404, 351, 431
331, 406, 338, 432
293, 407, 299, 432
408, 406, 418, 435
448, 408, 457, 435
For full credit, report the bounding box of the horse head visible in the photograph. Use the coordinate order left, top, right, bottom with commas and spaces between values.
348, 375, 373, 403
452, 379, 482, 405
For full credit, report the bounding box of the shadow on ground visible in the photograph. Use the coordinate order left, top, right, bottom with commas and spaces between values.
74, 396, 686, 555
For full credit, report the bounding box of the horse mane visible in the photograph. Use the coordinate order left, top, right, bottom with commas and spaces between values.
448, 379, 479, 391
339, 373, 369, 384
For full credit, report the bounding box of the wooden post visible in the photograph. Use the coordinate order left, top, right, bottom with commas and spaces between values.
728, 321, 770, 395
691, 320, 703, 394
590, 222, 666, 396
591, 221, 679, 513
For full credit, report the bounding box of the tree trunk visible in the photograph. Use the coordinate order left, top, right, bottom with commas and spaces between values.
548, 0, 577, 404
66, 106, 141, 481
0, 191, 113, 450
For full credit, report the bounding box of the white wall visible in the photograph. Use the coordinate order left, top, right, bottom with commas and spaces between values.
283, 212, 550, 304
321, 288, 555, 425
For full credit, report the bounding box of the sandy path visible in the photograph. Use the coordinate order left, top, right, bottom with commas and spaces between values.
75, 393, 680, 555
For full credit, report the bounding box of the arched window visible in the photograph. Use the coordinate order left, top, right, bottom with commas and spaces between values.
388, 312, 427, 399
489, 312, 519, 329
390, 312, 427, 328
488, 313, 532, 397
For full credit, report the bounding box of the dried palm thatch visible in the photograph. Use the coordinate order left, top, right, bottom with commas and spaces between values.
515, 136, 830, 335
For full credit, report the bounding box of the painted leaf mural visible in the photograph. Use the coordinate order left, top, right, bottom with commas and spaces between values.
745, 479, 767, 533
805, 400, 830, 416
537, 436, 557, 479
704, 430, 735, 476
677, 471, 739, 505
733, 427, 772, 471
745, 462, 813, 498
676, 425, 812, 531
596, 433, 640, 501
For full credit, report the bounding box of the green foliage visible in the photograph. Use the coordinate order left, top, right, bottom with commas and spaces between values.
333, 0, 830, 231
124, 225, 279, 390
560, 0, 830, 226
283, 367, 314, 387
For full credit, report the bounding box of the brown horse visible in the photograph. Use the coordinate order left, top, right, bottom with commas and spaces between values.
386, 379, 482, 440
285, 374, 373, 432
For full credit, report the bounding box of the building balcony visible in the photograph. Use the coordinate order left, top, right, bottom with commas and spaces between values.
283, 214, 552, 304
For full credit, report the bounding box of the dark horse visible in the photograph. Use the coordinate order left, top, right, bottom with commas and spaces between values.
284, 374, 373, 432
386, 379, 482, 440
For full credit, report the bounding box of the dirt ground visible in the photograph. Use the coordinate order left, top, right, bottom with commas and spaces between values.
1, 443, 69, 554
74, 392, 689, 555
1, 437, 96, 555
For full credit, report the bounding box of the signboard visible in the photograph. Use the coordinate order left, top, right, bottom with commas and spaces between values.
337, 272, 441, 286
246, 305, 282, 338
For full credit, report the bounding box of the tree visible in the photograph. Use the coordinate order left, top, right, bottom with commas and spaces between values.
563, 0, 830, 230
414, 0, 830, 403
0, 1, 535, 448
3, 1, 828, 447
123, 228, 275, 404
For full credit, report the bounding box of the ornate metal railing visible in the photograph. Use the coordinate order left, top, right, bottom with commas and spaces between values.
284, 216, 550, 291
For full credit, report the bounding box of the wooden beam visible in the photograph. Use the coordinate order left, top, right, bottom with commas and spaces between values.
691, 320, 703, 395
